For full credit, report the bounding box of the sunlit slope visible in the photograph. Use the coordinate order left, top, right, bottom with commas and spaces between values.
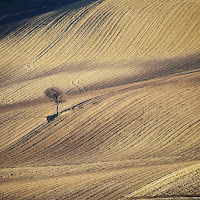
121, 163, 200, 199
1, 162, 199, 200
0, 0, 200, 103
0, 72, 199, 199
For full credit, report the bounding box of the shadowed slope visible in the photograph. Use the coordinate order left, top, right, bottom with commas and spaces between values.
0, 0, 97, 26
0, 72, 199, 199
0, 0, 200, 103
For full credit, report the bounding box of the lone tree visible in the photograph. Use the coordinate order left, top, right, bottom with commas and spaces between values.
45, 87, 63, 115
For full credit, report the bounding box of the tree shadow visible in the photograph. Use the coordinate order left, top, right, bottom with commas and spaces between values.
46, 114, 58, 123
46, 99, 91, 123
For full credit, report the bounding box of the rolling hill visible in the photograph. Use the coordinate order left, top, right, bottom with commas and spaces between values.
0, 0, 200, 199
0, 0, 200, 104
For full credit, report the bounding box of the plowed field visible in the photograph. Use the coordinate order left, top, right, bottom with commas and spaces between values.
0, 0, 200, 199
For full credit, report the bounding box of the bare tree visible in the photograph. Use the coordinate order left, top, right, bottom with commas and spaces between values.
45, 87, 63, 115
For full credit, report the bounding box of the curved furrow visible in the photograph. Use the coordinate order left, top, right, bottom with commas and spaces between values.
0, 3, 99, 84
5, 76, 196, 165
2, 72, 198, 166
33, 91, 158, 162
0, 94, 134, 164
80, 83, 199, 161
121, 163, 200, 199
0, 162, 195, 199
110, 93, 200, 160
112, 2, 169, 59
1, 0, 200, 103
32, 5, 98, 64
1, 13, 57, 64
1, 1, 199, 66
1, 0, 200, 198
0, 86, 152, 165
33, 2, 104, 67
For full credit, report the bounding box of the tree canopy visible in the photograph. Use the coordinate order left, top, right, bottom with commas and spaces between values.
44, 87, 63, 104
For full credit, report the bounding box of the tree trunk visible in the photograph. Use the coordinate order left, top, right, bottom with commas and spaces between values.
56, 103, 59, 116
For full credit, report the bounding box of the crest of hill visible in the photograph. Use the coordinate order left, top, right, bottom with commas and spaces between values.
0, 0, 200, 103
